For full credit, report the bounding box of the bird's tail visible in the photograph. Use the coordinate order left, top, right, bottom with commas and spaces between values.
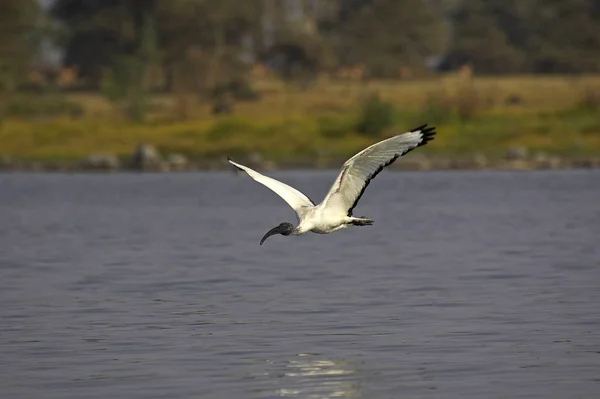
349, 217, 374, 226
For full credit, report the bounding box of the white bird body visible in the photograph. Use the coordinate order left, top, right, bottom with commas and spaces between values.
295, 206, 355, 235
229, 124, 436, 244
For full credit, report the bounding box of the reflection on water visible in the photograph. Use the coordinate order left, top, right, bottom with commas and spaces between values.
272, 354, 360, 399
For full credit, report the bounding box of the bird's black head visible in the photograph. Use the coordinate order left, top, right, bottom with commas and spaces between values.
260, 222, 295, 245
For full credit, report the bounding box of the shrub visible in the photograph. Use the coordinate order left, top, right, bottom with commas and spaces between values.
208, 79, 261, 102
6, 95, 84, 119
207, 118, 257, 141
356, 93, 396, 137
317, 113, 355, 138
415, 83, 484, 124
454, 81, 481, 121
417, 92, 454, 125
577, 86, 600, 112
100, 57, 150, 122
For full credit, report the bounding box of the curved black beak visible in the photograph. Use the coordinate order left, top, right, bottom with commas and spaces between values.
260, 225, 284, 245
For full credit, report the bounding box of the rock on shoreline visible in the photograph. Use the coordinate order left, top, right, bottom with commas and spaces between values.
1, 156, 599, 172
1, 146, 599, 172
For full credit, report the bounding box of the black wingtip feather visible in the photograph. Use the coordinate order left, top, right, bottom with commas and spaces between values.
413, 124, 437, 146
227, 156, 245, 172
401, 124, 437, 156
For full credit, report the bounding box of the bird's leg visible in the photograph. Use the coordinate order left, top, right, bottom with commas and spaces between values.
349, 217, 374, 226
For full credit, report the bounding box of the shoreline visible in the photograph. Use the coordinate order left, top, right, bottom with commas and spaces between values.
1, 155, 599, 173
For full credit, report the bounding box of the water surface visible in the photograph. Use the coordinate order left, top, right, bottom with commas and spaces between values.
1, 170, 599, 398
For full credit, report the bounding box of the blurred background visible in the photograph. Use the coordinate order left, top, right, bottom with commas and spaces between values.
2, 3, 600, 398
1, 0, 600, 171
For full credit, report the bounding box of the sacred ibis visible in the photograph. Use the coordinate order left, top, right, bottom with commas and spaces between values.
229, 124, 436, 245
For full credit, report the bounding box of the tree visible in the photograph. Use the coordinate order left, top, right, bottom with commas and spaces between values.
334, 0, 448, 77
0, 0, 44, 123
525, 0, 600, 73
158, 0, 260, 93
484, 0, 533, 50
439, 0, 524, 74
442, 0, 600, 74
51, 0, 156, 85
0, 0, 43, 89
158, 0, 262, 117
100, 2, 159, 122
256, 0, 336, 88
52, 1, 160, 120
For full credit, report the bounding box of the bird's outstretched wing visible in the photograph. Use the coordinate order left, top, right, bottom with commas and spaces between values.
321, 125, 436, 216
228, 158, 315, 216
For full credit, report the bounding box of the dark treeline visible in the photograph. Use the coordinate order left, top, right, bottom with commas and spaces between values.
2, 0, 600, 91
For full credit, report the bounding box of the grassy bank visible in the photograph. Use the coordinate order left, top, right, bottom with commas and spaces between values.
1, 74, 600, 167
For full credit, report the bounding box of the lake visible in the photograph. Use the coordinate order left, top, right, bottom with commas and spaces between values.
1, 170, 599, 399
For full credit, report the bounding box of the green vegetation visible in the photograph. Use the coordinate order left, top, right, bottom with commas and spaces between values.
1, 75, 599, 165
0, 1, 599, 168
356, 94, 396, 137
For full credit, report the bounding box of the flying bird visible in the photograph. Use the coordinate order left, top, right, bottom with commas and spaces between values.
229, 124, 436, 245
